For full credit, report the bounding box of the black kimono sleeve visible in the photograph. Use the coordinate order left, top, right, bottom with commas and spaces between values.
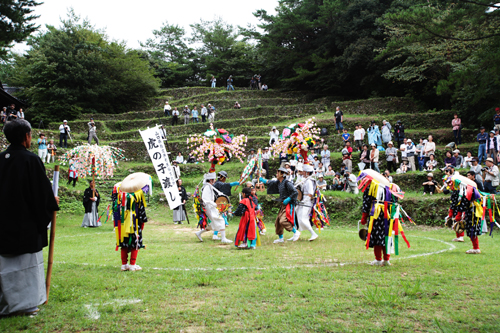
233, 203, 247, 216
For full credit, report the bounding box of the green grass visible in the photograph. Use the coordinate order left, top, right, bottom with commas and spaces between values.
1, 209, 499, 332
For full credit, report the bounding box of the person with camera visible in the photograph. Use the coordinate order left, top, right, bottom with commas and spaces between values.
227, 75, 234, 91
58, 120, 70, 148
182, 105, 191, 125
344, 170, 359, 194
482, 157, 499, 194
88, 118, 99, 145
467, 171, 484, 192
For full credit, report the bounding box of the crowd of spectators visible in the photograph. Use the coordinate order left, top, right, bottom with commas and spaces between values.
165, 101, 217, 126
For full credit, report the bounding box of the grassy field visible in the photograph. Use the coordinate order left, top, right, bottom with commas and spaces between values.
1, 205, 499, 332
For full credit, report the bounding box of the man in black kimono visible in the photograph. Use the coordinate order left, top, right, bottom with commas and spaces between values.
213, 171, 239, 236
0, 119, 59, 316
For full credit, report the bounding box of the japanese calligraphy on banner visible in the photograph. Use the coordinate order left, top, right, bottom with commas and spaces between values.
139, 126, 181, 210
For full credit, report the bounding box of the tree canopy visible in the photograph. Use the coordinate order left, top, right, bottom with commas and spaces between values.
10, 12, 159, 122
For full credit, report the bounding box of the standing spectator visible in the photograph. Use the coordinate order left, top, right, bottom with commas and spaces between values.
47, 139, 57, 163
353, 125, 364, 151
422, 173, 438, 195
381, 120, 392, 147
486, 130, 498, 164
289, 155, 298, 173
191, 106, 199, 123
261, 83, 268, 91
369, 143, 380, 172
171, 107, 179, 126
200, 104, 208, 123
312, 156, 320, 169
452, 113, 462, 146
425, 154, 438, 171
262, 147, 270, 179
462, 151, 473, 168
360, 144, 370, 169
423, 135, 435, 166
453, 149, 464, 169
6, 103, 17, 121
406, 139, 416, 171
88, 118, 99, 145
385, 141, 397, 173
182, 105, 190, 125
234, 101, 241, 109
483, 157, 499, 194
493, 107, 500, 132
249, 76, 257, 89
68, 156, 78, 187
227, 75, 234, 91
208, 104, 215, 122
321, 144, 331, 169
247, 148, 257, 162
172, 161, 180, 179
443, 151, 456, 169
477, 126, 488, 164
175, 152, 184, 164
164, 101, 171, 116
367, 121, 382, 147
58, 120, 70, 148
394, 120, 405, 148
37, 133, 48, 163
269, 126, 280, 145
470, 157, 484, 189
257, 74, 262, 90
1, 107, 6, 124
342, 142, 353, 172
0, 119, 59, 316
16, 108, 25, 120
341, 128, 350, 144
415, 138, 426, 171
399, 138, 408, 165
334, 106, 343, 134
210, 76, 216, 88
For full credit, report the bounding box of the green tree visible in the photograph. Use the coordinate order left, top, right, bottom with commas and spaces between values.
10, 12, 159, 122
140, 22, 197, 87
0, 0, 41, 60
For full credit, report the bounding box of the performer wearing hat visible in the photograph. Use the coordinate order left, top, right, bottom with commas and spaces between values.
295, 164, 319, 241
213, 170, 239, 233
195, 172, 232, 243
259, 167, 299, 243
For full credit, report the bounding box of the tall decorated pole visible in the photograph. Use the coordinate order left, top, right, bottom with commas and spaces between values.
92, 154, 96, 198
270, 118, 320, 164
45, 165, 60, 303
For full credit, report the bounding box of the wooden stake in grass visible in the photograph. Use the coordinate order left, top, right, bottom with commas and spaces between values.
45, 165, 60, 304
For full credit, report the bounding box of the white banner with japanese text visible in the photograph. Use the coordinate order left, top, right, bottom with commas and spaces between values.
139, 126, 181, 210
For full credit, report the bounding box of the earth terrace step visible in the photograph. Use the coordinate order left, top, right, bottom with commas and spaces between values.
158, 86, 260, 100
315, 97, 421, 115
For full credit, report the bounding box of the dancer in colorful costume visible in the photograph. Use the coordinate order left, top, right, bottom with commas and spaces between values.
358, 169, 411, 266
445, 172, 485, 253
234, 187, 259, 249
295, 164, 319, 241
194, 172, 232, 244
214, 170, 239, 232
259, 167, 299, 243
250, 185, 267, 235
111, 172, 151, 271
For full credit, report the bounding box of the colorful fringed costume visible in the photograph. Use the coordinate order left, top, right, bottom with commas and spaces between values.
358, 171, 411, 266
234, 196, 260, 249
251, 194, 266, 234
112, 183, 149, 270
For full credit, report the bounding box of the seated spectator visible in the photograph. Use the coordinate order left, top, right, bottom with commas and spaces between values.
325, 165, 335, 177
317, 162, 326, 174
443, 150, 456, 169
462, 151, 473, 168
344, 170, 359, 194
384, 170, 393, 183
176, 152, 184, 164
187, 154, 196, 163
422, 173, 438, 195
453, 149, 463, 169
332, 172, 343, 190
234, 101, 241, 109
397, 157, 409, 174
317, 174, 327, 190
467, 170, 484, 192
313, 156, 320, 169
470, 157, 484, 188
262, 83, 268, 91
426, 154, 438, 171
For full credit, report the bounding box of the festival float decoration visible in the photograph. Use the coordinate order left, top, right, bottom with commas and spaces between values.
60, 145, 125, 179
270, 118, 320, 162
187, 124, 247, 172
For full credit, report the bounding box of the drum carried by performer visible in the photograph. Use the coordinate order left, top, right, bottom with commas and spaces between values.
214, 170, 239, 235
194, 172, 233, 244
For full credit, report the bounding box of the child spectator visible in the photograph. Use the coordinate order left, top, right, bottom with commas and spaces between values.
68, 156, 78, 187
397, 157, 409, 174
422, 173, 438, 195
37, 134, 48, 164
317, 174, 327, 190
332, 173, 343, 190
325, 165, 335, 177
47, 140, 57, 163
341, 128, 350, 143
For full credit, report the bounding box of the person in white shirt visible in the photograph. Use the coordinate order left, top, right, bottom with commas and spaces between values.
483, 157, 499, 194
406, 139, 416, 171
207, 104, 215, 122
16, 108, 25, 119
194, 172, 232, 243
262, 147, 270, 178
320, 145, 331, 169
289, 156, 298, 172
399, 138, 408, 161
344, 170, 359, 194
269, 126, 280, 145
164, 101, 171, 116
354, 125, 363, 151
200, 104, 208, 123
58, 120, 70, 148
462, 151, 473, 169
175, 152, 184, 164
297, 158, 304, 172
294, 164, 318, 241
210, 76, 216, 88
284, 162, 294, 182
172, 161, 181, 179
423, 135, 436, 166
171, 107, 179, 126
